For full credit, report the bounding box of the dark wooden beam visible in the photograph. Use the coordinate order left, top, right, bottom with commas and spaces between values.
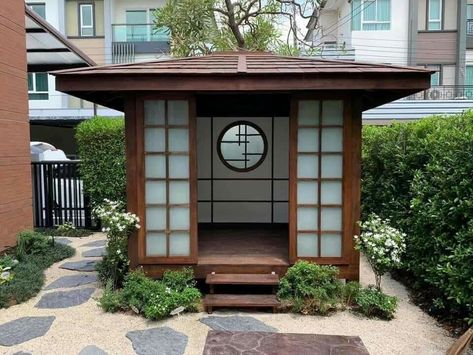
28, 48, 70, 53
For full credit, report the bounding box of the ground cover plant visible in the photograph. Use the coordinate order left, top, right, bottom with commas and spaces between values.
0, 231, 74, 308
35, 225, 94, 238
362, 112, 473, 329
98, 268, 201, 320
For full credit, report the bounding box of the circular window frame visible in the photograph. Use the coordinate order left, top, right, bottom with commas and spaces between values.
217, 120, 268, 173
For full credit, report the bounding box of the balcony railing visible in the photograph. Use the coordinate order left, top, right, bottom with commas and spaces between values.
112, 24, 169, 42
467, 19, 473, 36
406, 85, 473, 100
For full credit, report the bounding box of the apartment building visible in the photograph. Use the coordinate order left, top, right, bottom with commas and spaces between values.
312, 0, 473, 122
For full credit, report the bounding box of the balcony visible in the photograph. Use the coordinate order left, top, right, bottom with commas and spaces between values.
406, 85, 473, 100
111, 24, 170, 63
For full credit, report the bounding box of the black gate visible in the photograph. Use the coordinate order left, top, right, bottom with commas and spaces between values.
31, 161, 92, 228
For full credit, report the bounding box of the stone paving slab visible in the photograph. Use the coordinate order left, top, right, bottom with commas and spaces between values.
200, 316, 277, 332
60, 260, 98, 272
82, 247, 106, 258
13, 351, 33, 355
126, 327, 188, 355
44, 274, 98, 290
35, 288, 95, 309
79, 345, 108, 355
0, 316, 55, 346
203, 331, 369, 355
82, 240, 107, 248
55, 238, 72, 245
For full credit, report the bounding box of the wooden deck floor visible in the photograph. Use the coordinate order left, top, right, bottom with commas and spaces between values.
198, 225, 289, 266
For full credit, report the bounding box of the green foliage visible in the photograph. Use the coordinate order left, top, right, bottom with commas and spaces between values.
16, 230, 52, 261
341, 281, 362, 307
56, 222, 76, 235
362, 112, 473, 326
75, 117, 126, 206
0, 234, 74, 308
35, 227, 93, 238
98, 269, 201, 320
354, 286, 398, 320
277, 261, 344, 315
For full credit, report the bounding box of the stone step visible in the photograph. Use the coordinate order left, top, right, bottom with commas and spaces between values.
203, 294, 280, 314
205, 273, 279, 286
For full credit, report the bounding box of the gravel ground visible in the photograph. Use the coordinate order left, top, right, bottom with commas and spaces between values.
0, 232, 455, 355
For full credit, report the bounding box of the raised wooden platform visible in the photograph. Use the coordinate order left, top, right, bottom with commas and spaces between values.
203, 294, 279, 313
206, 273, 279, 286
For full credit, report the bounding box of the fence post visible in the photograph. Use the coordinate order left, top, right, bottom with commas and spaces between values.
45, 163, 54, 227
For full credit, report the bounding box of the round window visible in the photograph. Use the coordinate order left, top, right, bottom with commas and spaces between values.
217, 121, 268, 172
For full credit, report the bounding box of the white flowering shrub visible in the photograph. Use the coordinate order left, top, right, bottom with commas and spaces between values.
93, 199, 140, 288
354, 214, 406, 289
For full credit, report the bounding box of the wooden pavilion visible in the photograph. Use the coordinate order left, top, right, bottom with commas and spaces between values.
53, 52, 431, 310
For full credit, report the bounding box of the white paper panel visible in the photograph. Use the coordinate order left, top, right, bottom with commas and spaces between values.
297, 155, 318, 178
321, 207, 342, 231
297, 207, 318, 230
321, 233, 342, 257
322, 100, 343, 125
321, 155, 343, 178
273, 180, 288, 201
168, 100, 189, 125
169, 232, 190, 256
198, 180, 211, 200
197, 117, 211, 179
146, 232, 166, 256
213, 202, 271, 223
144, 100, 165, 125
169, 207, 190, 229
297, 181, 318, 204
146, 207, 166, 230
273, 116, 289, 178
168, 128, 189, 152
169, 155, 189, 178
144, 128, 165, 152
298, 128, 319, 152
198, 202, 211, 222
145, 155, 166, 178
145, 181, 166, 204
273, 202, 288, 223
298, 100, 320, 125
321, 181, 342, 205
297, 233, 318, 257
213, 180, 271, 201
169, 181, 189, 204
321, 128, 343, 152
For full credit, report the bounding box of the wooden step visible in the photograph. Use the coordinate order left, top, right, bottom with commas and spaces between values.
206, 273, 279, 286
203, 294, 280, 313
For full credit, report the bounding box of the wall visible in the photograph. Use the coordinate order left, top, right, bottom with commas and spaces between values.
416, 31, 457, 64
0, 1, 33, 250
69, 37, 106, 65
197, 117, 289, 224
418, 0, 458, 30
66, 0, 104, 37
30, 125, 77, 156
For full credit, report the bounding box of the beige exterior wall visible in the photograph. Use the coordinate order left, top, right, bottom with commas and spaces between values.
69, 37, 106, 65
418, 0, 427, 30
442, 65, 457, 85
418, 0, 458, 31
65, 0, 104, 37
417, 31, 457, 64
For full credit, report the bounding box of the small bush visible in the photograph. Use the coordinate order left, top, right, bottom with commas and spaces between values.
354, 286, 398, 320
342, 281, 362, 307
36, 227, 93, 238
277, 261, 344, 315
98, 269, 201, 320
16, 231, 52, 260
75, 117, 126, 206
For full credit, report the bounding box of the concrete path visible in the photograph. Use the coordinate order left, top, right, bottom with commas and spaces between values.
0, 233, 455, 355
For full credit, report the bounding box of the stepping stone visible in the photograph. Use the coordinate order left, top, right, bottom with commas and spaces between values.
60, 260, 98, 272
126, 327, 187, 355
200, 315, 277, 332
0, 316, 55, 346
55, 238, 72, 245
82, 247, 106, 258
13, 352, 33, 355
36, 288, 95, 309
79, 345, 108, 355
44, 274, 98, 290
82, 240, 107, 248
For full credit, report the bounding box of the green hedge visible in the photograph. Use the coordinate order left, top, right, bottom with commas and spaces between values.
76, 117, 126, 206
362, 113, 473, 326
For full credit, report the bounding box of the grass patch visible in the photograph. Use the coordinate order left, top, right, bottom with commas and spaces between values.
0, 236, 74, 308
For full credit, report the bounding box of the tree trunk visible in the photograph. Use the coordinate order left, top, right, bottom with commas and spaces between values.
224, 0, 246, 48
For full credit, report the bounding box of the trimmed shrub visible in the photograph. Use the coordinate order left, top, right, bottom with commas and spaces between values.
362, 112, 473, 326
75, 117, 126, 206
354, 286, 398, 320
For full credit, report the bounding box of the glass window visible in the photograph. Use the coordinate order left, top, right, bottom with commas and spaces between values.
352, 0, 391, 31
427, 0, 442, 30
126, 10, 147, 41
28, 73, 49, 100
465, 66, 473, 99
27, 3, 46, 19
79, 4, 94, 37
429, 65, 441, 86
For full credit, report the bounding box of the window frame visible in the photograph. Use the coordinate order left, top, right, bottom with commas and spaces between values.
27, 2, 46, 19
427, 0, 443, 31
28, 73, 49, 101
79, 3, 95, 37
352, 0, 391, 31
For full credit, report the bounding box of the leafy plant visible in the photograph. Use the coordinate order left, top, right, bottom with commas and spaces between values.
75, 117, 126, 207
341, 281, 362, 307
36, 227, 93, 238
0, 256, 18, 285
354, 214, 406, 289
56, 222, 76, 235
98, 269, 201, 320
354, 286, 398, 320
278, 261, 344, 315
16, 231, 53, 261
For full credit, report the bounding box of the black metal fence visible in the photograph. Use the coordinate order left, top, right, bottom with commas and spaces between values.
31, 161, 93, 228
406, 86, 473, 100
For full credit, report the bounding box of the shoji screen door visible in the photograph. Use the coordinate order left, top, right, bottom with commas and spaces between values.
142, 99, 197, 263
290, 100, 345, 262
